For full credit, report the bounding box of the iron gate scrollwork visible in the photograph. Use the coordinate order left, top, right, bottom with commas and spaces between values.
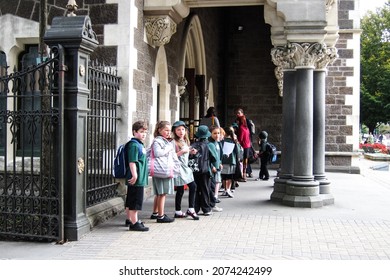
0, 45, 65, 241
87, 61, 121, 207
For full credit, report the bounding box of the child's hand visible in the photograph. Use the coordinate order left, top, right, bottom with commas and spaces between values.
189, 147, 197, 155
212, 167, 217, 173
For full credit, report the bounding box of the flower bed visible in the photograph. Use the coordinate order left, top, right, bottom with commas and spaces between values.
359, 143, 388, 154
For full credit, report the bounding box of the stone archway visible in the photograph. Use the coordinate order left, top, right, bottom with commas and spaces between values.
152, 46, 171, 136
178, 14, 207, 138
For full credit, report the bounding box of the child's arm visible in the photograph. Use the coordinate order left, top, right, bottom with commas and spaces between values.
128, 162, 138, 185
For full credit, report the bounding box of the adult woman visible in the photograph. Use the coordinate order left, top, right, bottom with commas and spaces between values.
235, 108, 251, 181
199, 106, 220, 128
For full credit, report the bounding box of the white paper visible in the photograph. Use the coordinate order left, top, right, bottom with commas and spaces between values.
222, 142, 235, 155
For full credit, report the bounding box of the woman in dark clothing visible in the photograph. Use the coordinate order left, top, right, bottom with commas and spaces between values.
199, 106, 220, 128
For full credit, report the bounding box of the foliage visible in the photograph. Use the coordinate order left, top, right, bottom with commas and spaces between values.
360, 2, 390, 133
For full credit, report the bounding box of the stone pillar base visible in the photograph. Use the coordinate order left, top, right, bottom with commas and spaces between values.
271, 177, 288, 202
64, 216, 90, 241
282, 194, 324, 208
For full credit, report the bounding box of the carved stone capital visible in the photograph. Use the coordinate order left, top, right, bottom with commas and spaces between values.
145, 16, 177, 47
326, 0, 336, 12
290, 42, 327, 68
315, 46, 338, 69
271, 44, 297, 97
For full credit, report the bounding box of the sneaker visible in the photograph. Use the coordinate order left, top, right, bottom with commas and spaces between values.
221, 191, 228, 197
186, 209, 200, 220
255, 178, 260, 181
203, 211, 212, 216
174, 212, 187, 218
214, 198, 221, 203
247, 173, 253, 178
157, 214, 175, 223
227, 190, 234, 198
125, 219, 131, 227
150, 212, 159, 219
212, 206, 223, 212
129, 221, 149, 232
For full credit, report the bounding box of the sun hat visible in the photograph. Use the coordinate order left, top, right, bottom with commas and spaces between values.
195, 125, 211, 138
172, 120, 188, 130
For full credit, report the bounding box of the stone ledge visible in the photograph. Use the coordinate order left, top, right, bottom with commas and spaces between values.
364, 153, 390, 162
325, 165, 360, 174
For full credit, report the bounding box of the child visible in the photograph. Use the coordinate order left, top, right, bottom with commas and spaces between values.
191, 125, 214, 215
221, 126, 238, 198
150, 121, 176, 223
208, 125, 223, 212
125, 121, 149, 231
257, 130, 270, 181
172, 120, 199, 220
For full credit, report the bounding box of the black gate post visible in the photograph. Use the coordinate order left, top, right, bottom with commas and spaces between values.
44, 16, 98, 240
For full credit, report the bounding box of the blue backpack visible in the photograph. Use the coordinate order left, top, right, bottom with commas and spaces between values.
266, 142, 277, 163
113, 139, 143, 179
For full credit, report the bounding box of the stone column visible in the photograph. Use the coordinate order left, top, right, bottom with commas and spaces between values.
313, 48, 337, 204
44, 16, 99, 240
283, 43, 326, 208
270, 45, 297, 202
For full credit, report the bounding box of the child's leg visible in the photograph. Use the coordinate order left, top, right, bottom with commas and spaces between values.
187, 181, 197, 211
175, 186, 184, 213
214, 182, 220, 199
129, 210, 138, 224
156, 194, 166, 216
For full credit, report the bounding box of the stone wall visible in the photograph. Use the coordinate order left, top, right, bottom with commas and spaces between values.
223, 6, 282, 145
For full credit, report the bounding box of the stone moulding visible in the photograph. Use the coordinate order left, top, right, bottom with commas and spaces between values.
145, 15, 177, 47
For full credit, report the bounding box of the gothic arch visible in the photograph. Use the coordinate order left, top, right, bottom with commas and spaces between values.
153, 46, 171, 128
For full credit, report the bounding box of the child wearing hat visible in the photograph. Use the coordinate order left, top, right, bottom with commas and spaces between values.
192, 125, 215, 215
172, 120, 199, 220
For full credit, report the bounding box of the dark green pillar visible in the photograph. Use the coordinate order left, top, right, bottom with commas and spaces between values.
44, 16, 98, 240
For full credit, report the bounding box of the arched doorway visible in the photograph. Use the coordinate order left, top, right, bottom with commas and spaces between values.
178, 14, 207, 140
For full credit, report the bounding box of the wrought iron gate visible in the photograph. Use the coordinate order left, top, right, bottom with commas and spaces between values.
0, 46, 65, 241
87, 62, 121, 207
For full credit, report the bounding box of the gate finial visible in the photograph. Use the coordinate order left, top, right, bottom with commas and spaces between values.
66, 0, 78, 17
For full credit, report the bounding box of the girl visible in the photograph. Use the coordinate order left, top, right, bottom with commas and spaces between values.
208, 125, 223, 210
172, 120, 199, 220
150, 121, 176, 223
221, 127, 238, 198
235, 108, 251, 181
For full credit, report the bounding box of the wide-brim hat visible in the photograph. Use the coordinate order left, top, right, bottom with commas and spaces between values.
195, 125, 211, 138
172, 120, 188, 130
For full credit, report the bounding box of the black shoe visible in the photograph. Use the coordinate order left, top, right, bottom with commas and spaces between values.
157, 214, 175, 223
186, 210, 200, 220
125, 219, 131, 227
174, 212, 187, 218
215, 198, 221, 203
262, 178, 269, 181
129, 221, 149, 231
247, 173, 253, 178
150, 212, 158, 219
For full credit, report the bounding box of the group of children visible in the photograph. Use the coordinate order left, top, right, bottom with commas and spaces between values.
123, 120, 247, 232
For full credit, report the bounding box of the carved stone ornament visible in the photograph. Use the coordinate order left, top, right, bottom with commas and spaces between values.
82, 17, 98, 42
326, 0, 336, 12
315, 47, 338, 70
271, 45, 297, 97
178, 76, 188, 95
145, 16, 177, 47
290, 42, 327, 68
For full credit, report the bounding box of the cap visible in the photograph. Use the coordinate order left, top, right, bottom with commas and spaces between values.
172, 120, 188, 130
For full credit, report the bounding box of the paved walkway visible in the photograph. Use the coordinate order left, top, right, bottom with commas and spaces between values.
1, 158, 390, 260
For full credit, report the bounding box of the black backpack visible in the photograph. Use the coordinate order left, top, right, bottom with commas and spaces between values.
188, 141, 209, 174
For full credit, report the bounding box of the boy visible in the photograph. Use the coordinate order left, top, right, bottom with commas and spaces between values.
125, 121, 149, 231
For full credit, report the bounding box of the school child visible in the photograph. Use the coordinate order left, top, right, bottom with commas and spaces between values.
125, 121, 149, 231
257, 130, 270, 181
208, 125, 223, 212
150, 121, 176, 223
191, 125, 214, 215
172, 121, 199, 220
221, 126, 238, 198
